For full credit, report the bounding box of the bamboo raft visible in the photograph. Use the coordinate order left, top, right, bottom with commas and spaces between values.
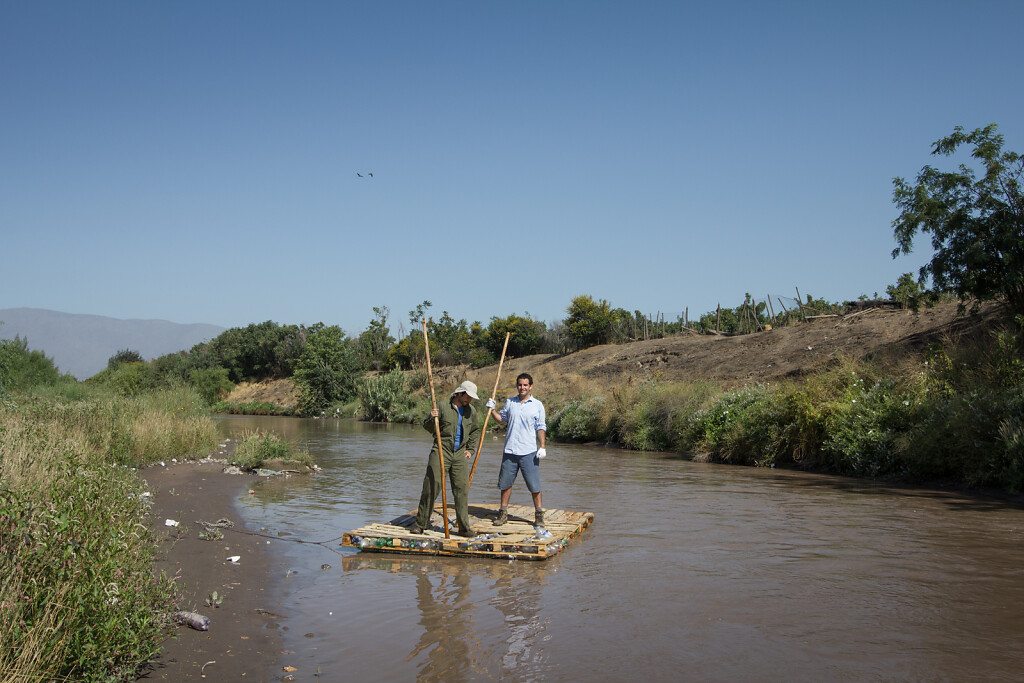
341, 503, 594, 561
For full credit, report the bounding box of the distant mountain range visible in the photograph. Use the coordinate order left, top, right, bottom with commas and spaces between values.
0, 308, 226, 380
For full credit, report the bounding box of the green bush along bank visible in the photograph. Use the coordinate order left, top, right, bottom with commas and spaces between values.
0, 384, 219, 682
548, 324, 1024, 492
231, 430, 313, 471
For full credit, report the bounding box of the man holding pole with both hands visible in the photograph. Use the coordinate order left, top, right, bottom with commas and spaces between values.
410, 380, 482, 538
486, 373, 548, 528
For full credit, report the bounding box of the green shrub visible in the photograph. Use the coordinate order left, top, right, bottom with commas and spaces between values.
89, 362, 157, 397
995, 406, 1024, 492
232, 430, 297, 470
211, 400, 295, 416
895, 388, 1012, 485
189, 366, 234, 405
358, 369, 411, 422
393, 395, 432, 424
550, 397, 607, 442
107, 348, 144, 369
469, 348, 497, 368
0, 411, 176, 681
406, 370, 428, 392
682, 384, 783, 464
820, 375, 915, 477
0, 336, 64, 393
995, 321, 1024, 386
596, 379, 718, 452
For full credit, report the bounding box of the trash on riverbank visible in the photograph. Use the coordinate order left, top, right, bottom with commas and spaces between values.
173, 611, 211, 631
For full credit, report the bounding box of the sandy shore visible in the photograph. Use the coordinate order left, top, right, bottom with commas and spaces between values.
135, 459, 285, 681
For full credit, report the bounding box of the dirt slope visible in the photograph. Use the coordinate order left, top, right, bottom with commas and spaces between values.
491, 302, 1001, 392
223, 378, 300, 410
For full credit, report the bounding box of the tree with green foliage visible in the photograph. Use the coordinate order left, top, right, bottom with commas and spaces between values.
0, 336, 64, 392
203, 321, 305, 382
293, 324, 364, 416
189, 366, 234, 405
358, 306, 395, 370
427, 311, 477, 365
107, 348, 144, 369
887, 272, 925, 309
564, 295, 616, 349
484, 313, 547, 358
385, 334, 422, 370
408, 300, 432, 327
893, 123, 1024, 315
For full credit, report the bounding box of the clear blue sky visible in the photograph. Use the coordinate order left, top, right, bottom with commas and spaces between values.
2, 1, 1021, 335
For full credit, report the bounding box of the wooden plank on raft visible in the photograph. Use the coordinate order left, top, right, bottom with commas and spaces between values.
341, 503, 595, 561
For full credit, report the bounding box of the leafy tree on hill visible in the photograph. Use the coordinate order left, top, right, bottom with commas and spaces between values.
189, 366, 234, 405
564, 295, 617, 349
0, 336, 64, 392
107, 348, 144, 368
358, 306, 395, 370
427, 311, 478, 365
893, 123, 1024, 315
887, 272, 925, 310
484, 313, 547, 358
202, 321, 305, 382
293, 324, 364, 416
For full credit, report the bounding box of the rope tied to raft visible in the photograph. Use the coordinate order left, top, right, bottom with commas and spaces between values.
195, 518, 347, 554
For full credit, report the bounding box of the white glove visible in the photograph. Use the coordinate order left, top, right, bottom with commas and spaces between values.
486, 398, 496, 409
536, 448, 547, 459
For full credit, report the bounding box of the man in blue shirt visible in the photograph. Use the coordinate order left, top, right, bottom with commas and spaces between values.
485, 373, 548, 527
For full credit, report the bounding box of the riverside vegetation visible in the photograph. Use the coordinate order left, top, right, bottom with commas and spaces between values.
0, 124, 1021, 680
2, 309, 1021, 682
0, 340, 309, 682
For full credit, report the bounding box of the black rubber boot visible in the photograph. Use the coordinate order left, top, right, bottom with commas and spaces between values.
534, 509, 545, 527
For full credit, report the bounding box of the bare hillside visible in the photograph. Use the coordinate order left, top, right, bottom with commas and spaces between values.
485, 302, 1002, 394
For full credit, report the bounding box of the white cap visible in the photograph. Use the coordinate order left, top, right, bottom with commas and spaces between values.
450, 380, 479, 400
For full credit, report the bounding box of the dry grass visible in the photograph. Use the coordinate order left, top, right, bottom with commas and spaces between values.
0, 571, 73, 683
222, 379, 300, 411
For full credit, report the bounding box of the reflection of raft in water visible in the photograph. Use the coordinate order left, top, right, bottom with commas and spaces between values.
341, 503, 594, 561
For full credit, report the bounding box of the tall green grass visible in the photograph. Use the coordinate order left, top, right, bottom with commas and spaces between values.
358, 369, 412, 422
0, 385, 218, 682
231, 430, 313, 470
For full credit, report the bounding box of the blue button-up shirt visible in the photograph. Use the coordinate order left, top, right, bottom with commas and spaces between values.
499, 395, 546, 455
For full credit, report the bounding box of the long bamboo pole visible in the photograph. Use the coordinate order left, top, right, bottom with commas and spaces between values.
421, 318, 450, 539
468, 332, 510, 488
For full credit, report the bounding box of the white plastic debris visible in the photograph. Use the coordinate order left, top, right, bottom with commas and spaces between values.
173, 611, 211, 631
227, 555, 240, 563
165, 519, 179, 527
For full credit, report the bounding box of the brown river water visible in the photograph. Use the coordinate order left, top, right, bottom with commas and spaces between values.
219, 416, 1024, 682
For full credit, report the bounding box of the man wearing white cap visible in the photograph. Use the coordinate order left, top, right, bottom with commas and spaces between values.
410, 380, 482, 537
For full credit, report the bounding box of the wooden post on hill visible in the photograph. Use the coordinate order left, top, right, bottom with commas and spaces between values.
766, 295, 777, 323
795, 287, 807, 322
716, 303, 721, 333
